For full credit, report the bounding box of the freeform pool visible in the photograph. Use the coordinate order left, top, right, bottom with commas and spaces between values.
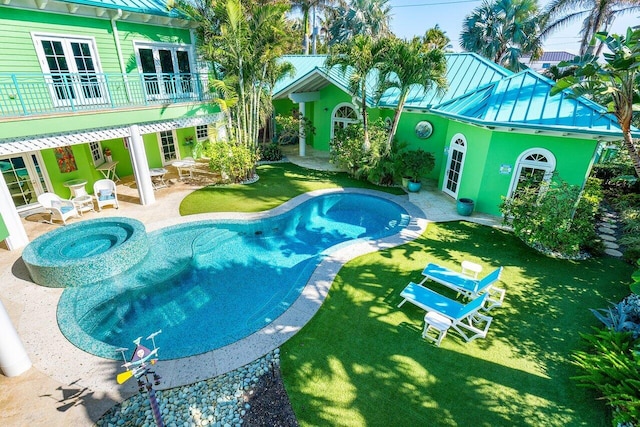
56, 192, 410, 360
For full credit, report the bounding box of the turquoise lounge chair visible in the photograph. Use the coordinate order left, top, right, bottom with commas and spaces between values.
398, 282, 493, 343
419, 263, 505, 310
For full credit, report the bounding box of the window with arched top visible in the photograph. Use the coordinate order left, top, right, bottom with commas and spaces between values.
331, 103, 359, 138
507, 148, 556, 198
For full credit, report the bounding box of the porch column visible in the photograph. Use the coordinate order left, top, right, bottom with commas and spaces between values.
298, 102, 306, 157
0, 299, 32, 377
128, 125, 155, 205
0, 172, 28, 250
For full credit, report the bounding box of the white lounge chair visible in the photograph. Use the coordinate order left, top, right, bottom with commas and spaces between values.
419, 263, 505, 310
38, 192, 79, 225
93, 179, 119, 211
398, 282, 493, 343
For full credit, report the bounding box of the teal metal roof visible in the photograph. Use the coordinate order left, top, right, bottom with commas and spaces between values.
377, 53, 511, 109
433, 70, 632, 137
273, 55, 381, 106
273, 53, 633, 138
56, 0, 183, 17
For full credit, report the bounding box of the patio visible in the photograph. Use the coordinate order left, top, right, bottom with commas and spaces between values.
0, 149, 502, 425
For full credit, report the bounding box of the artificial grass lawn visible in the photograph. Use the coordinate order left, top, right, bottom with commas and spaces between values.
179, 163, 405, 215
280, 221, 634, 427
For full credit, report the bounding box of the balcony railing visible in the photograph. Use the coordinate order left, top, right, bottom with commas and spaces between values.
0, 72, 213, 118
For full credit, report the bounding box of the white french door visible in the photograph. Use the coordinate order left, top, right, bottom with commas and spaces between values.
158, 130, 178, 165
443, 134, 467, 198
0, 153, 48, 211
135, 43, 194, 100
33, 34, 107, 107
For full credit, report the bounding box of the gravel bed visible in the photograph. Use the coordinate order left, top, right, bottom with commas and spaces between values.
98, 349, 289, 427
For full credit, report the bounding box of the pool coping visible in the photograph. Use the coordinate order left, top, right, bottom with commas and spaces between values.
13, 188, 428, 399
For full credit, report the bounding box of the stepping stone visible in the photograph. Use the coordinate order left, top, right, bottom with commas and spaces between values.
603, 241, 620, 249
599, 221, 617, 228
598, 226, 615, 234
603, 212, 618, 219
605, 248, 623, 257
600, 234, 617, 242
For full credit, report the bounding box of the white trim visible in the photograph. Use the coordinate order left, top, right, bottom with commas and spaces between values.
0, 113, 223, 156
506, 148, 556, 198
330, 102, 359, 139
442, 133, 467, 199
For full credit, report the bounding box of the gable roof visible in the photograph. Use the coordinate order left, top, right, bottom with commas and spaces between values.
433, 69, 631, 138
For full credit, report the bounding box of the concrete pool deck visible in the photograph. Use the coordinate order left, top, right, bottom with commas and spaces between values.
0, 149, 500, 426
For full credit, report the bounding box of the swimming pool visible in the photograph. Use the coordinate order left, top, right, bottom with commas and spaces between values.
57, 192, 410, 360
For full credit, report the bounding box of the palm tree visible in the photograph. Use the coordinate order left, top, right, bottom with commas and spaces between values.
290, 0, 335, 54
326, 35, 387, 148
540, 0, 640, 56
377, 36, 448, 147
325, 0, 392, 45
460, 0, 542, 71
424, 24, 453, 51
552, 28, 640, 177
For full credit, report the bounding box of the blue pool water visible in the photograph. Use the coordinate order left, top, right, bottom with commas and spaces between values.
57, 193, 410, 360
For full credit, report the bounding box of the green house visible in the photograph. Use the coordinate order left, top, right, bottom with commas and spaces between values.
0, 0, 221, 250
273, 54, 634, 216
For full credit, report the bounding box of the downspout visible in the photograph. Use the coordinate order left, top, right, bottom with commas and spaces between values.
111, 9, 132, 101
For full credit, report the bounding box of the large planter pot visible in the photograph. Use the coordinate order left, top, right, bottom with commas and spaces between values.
401, 176, 410, 188
456, 198, 474, 216
407, 180, 422, 192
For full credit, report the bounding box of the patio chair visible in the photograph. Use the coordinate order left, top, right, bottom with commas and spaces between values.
37, 192, 79, 225
93, 179, 119, 211
398, 282, 493, 343
419, 263, 505, 310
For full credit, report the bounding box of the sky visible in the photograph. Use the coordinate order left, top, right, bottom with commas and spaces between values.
389, 0, 640, 54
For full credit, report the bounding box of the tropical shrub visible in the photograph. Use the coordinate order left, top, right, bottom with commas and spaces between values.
500, 178, 602, 257
259, 142, 283, 162
329, 119, 390, 182
204, 140, 257, 183
400, 148, 435, 183
572, 328, 640, 426
591, 294, 640, 339
275, 114, 315, 145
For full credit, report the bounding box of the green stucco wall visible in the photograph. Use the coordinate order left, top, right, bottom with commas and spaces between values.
0, 213, 9, 242
0, 7, 191, 75
441, 121, 599, 216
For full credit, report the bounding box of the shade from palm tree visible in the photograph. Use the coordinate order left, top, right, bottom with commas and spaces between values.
540, 0, 640, 56
460, 0, 542, 71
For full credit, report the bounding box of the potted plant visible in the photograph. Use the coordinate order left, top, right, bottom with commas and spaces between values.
104, 147, 112, 163
401, 149, 435, 192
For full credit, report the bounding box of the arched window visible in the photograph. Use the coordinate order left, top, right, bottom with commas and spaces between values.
443, 134, 467, 198
507, 148, 556, 198
331, 103, 359, 138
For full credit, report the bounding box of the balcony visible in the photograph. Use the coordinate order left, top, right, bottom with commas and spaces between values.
0, 72, 213, 119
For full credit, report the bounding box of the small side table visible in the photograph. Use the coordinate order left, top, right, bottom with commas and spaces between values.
149, 168, 168, 190
422, 311, 452, 346
96, 161, 120, 182
72, 194, 95, 215
64, 179, 88, 198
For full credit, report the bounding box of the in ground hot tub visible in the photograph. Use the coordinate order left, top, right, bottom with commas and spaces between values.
22, 217, 148, 288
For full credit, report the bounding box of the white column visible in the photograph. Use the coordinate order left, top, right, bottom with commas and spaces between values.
0, 171, 28, 250
128, 125, 155, 205
0, 300, 31, 377
299, 102, 306, 157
